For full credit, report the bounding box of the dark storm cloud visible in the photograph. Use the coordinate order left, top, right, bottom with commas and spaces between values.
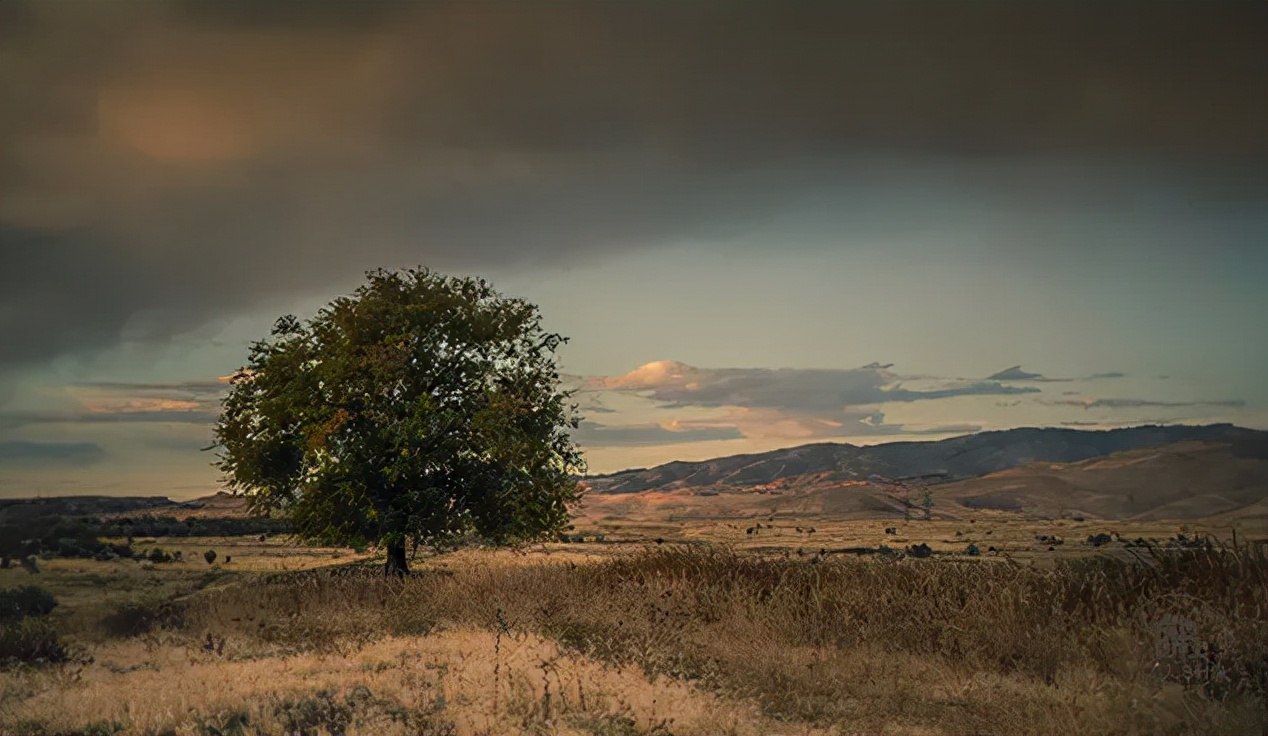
0, 440, 106, 466
3, 0, 1267, 378
597, 361, 1037, 411
985, 366, 1128, 383
1, 223, 230, 362
988, 366, 1046, 381
886, 382, 1040, 402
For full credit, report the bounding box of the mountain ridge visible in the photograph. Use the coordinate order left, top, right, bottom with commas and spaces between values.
582, 423, 1268, 495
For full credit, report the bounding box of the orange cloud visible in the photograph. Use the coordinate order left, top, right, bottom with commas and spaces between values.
98, 86, 255, 164
594, 360, 697, 390
82, 399, 203, 414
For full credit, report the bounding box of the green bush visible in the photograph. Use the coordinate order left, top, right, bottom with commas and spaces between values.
0, 585, 58, 621
97, 600, 185, 638
273, 690, 353, 736
0, 617, 69, 667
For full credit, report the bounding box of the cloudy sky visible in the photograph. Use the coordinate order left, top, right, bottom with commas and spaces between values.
2, 0, 1267, 497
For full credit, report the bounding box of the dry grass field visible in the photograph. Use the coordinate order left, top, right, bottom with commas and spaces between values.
571, 512, 1266, 568
2, 519, 1267, 736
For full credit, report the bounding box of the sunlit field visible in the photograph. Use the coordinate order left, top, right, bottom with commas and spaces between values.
569, 514, 1264, 566
3, 522, 1266, 736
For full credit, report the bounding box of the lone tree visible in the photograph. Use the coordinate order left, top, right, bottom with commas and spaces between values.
212, 268, 586, 576
920, 489, 934, 520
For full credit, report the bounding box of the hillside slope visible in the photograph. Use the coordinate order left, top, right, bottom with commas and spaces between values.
932, 440, 1268, 520
578, 425, 1268, 523
583, 423, 1268, 494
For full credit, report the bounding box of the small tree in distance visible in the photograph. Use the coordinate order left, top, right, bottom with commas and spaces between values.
212, 268, 586, 576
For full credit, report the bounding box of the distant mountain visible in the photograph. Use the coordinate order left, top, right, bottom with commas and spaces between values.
583, 424, 1268, 495
935, 440, 1268, 520
0, 495, 177, 516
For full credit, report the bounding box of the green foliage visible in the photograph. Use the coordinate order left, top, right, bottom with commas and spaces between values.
212, 268, 586, 556
272, 689, 352, 736
0, 585, 58, 620
97, 513, 290, 538
97, 600, 183, 638
0, 521, 39, 558
192, 709, 251, 736
0, 510, 287, 564
0, 617, 69, 668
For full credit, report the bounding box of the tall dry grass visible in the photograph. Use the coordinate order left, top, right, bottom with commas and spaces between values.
151, 540, 1268, 735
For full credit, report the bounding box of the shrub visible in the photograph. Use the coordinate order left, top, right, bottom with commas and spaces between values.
191, 709, 251, 736
147, 547, 172, 563
0, 617, 69, 667
56, 538, 87, 558
98, 600, 184, 638
273, 690, 353, 736
0, 585, 58, 621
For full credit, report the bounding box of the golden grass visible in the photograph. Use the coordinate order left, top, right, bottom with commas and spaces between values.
3, 538, 1266, 735
3, 630, 820, 736
567, 515, 1260, 564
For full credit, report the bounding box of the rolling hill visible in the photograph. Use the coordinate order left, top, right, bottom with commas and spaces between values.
578, 424, 1268, 522
582, 423, 1267, 493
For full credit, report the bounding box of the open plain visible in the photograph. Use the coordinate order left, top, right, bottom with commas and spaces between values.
3, 504, 1266, 736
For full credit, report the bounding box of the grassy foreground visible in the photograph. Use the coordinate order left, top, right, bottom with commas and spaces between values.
2, 541, 1266, 735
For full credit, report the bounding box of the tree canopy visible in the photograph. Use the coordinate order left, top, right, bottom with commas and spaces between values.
212, 268, 586, 575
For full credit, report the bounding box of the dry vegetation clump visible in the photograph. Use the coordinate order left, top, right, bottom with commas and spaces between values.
3, 629, 803, 736
0, 618, 71, 670
0, 586, 73, 670
94, 598, 186, 640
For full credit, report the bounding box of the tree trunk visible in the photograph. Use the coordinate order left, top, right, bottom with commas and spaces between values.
385, 540, 409, 578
